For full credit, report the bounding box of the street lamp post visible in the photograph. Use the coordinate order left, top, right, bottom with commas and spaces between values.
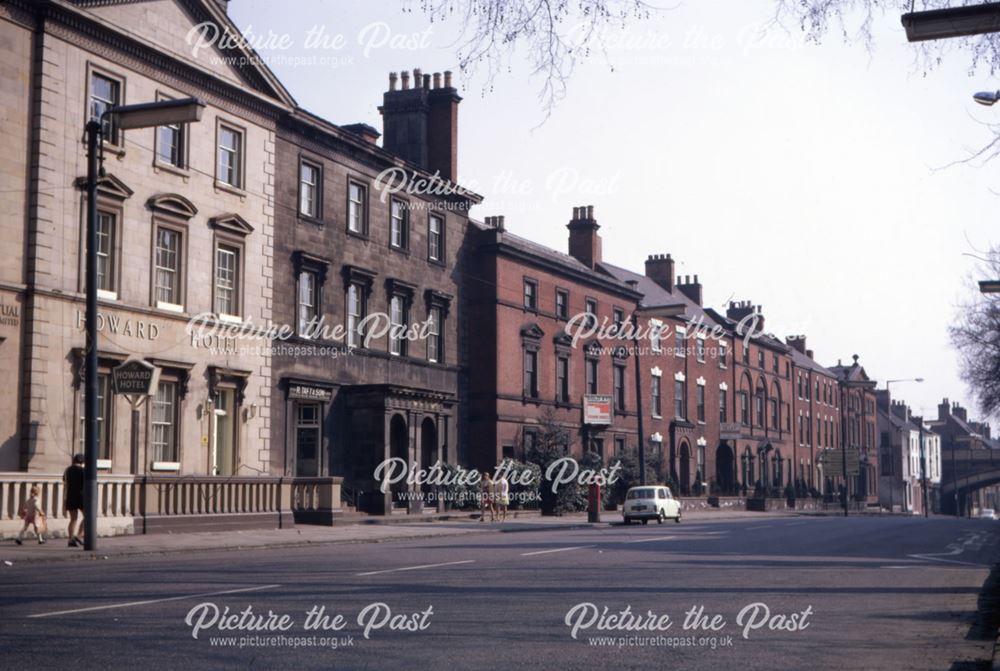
902, 4, 1000, 42
82, 98, 204, 551
978, 280, 1000, 294
918, 420, 929, 518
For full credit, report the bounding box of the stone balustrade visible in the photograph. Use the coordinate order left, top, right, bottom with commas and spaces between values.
0, 472, 343, 538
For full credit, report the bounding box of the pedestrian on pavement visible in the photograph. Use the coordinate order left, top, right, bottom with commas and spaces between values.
480, 471, 494, 522
497, 474, 510, 522
15, 485, 46, 545
64, 453, 85, 547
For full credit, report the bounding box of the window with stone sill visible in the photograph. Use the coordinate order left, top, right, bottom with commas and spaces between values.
299, 160, 322, 219
523, 279, 538, 311
428, 214, 444, 262
555, 289, 568, 320
348, 181, 368, 235
217, 123, 244, 189
390, 198, 409, 250
556, 355, 570, 403
523, 349, 539, 399
89, 70, 122, 145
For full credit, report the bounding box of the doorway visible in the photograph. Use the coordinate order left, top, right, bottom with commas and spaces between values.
211, 389, 235, 476
295, 403, 321, 477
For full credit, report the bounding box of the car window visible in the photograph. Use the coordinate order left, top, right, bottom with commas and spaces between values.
657, 489, 666, 499
627, 488, 656, 500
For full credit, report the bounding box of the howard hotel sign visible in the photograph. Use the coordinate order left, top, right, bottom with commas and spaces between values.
75, 309, 161, 341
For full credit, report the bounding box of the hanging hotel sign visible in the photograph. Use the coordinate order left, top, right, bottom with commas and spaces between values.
583, 394, 613, 425
112, 359, 161, 409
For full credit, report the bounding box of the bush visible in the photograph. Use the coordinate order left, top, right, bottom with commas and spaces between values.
439, 462, 480, 510
495, 458, 541, 510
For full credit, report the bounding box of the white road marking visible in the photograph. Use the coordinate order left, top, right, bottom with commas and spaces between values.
625, 536, 678, 543
27, 584, 281, 619
906, 555, 987, 567
520, 545, 594, 557
356, 559, 475, 576
905, 531, 990, 567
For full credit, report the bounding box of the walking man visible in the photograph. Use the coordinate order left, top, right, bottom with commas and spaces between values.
64, 453, 85, 547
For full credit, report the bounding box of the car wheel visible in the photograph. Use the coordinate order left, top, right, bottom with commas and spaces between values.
657, 510, 665, 524
674, 509, 682, 524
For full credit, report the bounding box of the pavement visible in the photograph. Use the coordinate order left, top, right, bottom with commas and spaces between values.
0, 508, 781, 565
3, 513, 1000, 670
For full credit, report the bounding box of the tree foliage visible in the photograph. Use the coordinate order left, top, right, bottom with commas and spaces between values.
951, 246, 1000, 421
522, 408, 587, 514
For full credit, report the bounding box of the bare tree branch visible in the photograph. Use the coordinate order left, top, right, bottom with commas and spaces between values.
408, 0, 657, 121
951, 245, 1000, 421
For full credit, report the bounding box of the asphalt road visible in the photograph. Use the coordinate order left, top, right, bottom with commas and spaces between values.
2, 515, 999, 671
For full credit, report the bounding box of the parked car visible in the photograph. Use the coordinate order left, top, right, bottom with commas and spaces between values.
977, 508, 997, 520
622, 486, 682, 525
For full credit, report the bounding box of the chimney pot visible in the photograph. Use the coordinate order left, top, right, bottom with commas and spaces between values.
433, 72, 441, 89
414, 68, 422, 83
423, 74, 431, 89
400, 70, 410, 89
389, 72, 398, 91
444, 70, 453, 87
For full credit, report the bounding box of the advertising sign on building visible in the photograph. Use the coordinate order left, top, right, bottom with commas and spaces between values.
583, 394, 612, 425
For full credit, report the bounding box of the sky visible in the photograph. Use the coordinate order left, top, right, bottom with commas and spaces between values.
229, 0, 999, 426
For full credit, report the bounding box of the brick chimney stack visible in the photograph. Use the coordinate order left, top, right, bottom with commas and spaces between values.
938, 398, 951, 421
785, 335, 807, 355
427, 70, 460, 182
644, 254, 674, 291
727, 301, 764, 332
379, 69, 461, 181
676, 275, 702, 306
952, 401, 968, 422
567, 205, 601, 269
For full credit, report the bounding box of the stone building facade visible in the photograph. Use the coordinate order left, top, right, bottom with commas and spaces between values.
2, 0, 291, 478
270, 73, 480, 513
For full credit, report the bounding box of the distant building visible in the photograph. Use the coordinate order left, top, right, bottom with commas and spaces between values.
930, 398, 998, 515
829, 356, 879, 506
877, 393, 940, 514
465, 208, 642, 470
